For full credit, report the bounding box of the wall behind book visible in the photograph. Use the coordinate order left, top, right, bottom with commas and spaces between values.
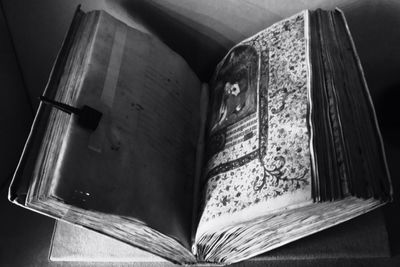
0, 2, 32, 192
0, 3, 54, 266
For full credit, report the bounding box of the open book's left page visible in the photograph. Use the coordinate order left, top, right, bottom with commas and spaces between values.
13, 9, 202, 261
50, 11, 201, 248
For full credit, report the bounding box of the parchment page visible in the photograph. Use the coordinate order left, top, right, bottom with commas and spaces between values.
197, 11, 313, 237
49, 11, 201, 248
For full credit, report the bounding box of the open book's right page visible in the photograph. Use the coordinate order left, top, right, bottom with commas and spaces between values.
197, 11, 312, 235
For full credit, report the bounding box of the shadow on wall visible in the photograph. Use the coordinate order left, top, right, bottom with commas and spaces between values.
375, 83, 400, 148
112, 0, 233, 81
342, 1, 400, 256
343, 1, 400, 101
377, 82, 400, 255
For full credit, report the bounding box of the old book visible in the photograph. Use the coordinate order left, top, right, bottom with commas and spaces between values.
9, 6, 392, 265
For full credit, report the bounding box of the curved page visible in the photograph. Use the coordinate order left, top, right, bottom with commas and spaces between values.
49, 11, 201, 248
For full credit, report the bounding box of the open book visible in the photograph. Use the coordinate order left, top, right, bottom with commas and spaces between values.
9, 6, 392, 264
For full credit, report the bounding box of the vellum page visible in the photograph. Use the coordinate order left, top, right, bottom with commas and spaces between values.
197, 11, 312, 237
48, 10, 201, 248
